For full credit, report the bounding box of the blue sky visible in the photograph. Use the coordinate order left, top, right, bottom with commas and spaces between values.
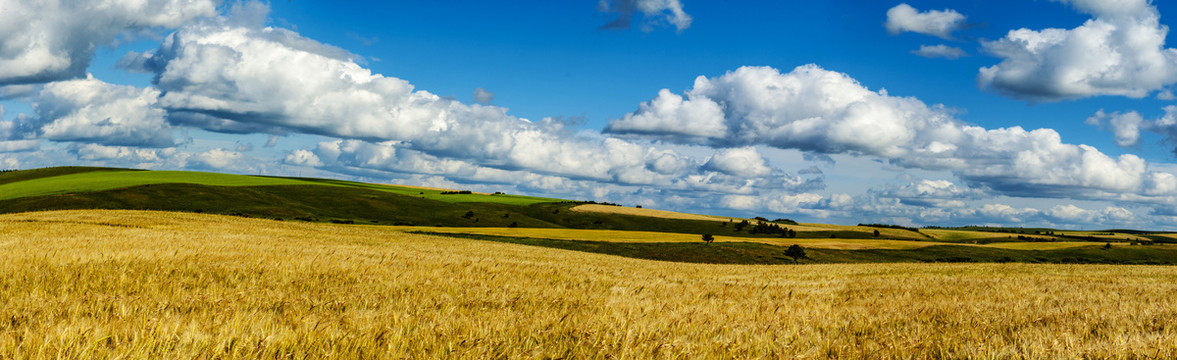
5, 0, 1177, 229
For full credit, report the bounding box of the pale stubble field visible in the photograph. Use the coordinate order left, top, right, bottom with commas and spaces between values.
1, 210, 1174, 359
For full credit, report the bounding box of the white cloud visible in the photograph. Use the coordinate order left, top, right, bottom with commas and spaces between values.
607, 65, 957, 158
0, 155, 16, 169
473, 87, 494, 104
975, 204, 1038, 223
1045, 204, 1096, 222
598, 0, 692, 32
1085, 109, 1142, 147
703, 147, 772, 177
130, 9, 819, 193
283, 149, 323, 167
1052, 0, 1151, 18
884, 4, 965, 40
190, 148, 253, 171
608, 64, 1177, 204
32, 77, 173, 146
607, 89, 726, 141
1044, 204, 1138, 225
28, 76, 174, 147
911, 44, 966, 59
0, 84, 38, 100
75, 144, 163, 162
872, 179, 980, 208
978, 1, 1177, 101
297, 139, 818, 196
0, 139, 39, 153
0, 0, 218, 85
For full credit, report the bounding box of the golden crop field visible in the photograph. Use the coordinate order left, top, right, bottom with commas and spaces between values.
2, 210, 1176, 359
570, 204, 740, 222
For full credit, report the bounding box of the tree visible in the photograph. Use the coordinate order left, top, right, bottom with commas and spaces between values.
785, 244, 806, 263
702, 234, 715, 244
873, 229, 880, 237
1103, 242, 1113, 250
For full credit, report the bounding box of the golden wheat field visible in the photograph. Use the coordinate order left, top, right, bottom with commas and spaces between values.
2, 210, 1176, 359
569, 204, 740, 222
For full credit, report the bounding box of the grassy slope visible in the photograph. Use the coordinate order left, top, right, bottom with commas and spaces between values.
0, 166, 132, 186
0, 167, 558, 205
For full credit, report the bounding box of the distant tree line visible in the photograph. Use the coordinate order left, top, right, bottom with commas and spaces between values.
561, 200, 622, 206
751, 216, 798, 225
440, 190, 473, 195
732, 220, 797, 238
859, 223, 920, 232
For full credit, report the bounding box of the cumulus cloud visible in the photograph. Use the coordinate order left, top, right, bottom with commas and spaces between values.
26, 76, 174, 147
872, 179, 981, 208
608, 64, 1177, 204
473, 87, 495, 104
978, 1, 1177, 101
0, 85, 39, 100
0, 0, 218, 85
74, 143, 166, 163
703, 147, 772, 177
976, 204, 1039, 223
1086, 110, 1143, 147
1084, 105, 1177, 156
0, 140, 39, 153
598, 0, 692, 32
1044, 204, 1137, 225
283, 149, 323, 167
296, 139, 819, 196
125, 7, 817, 194
1152, 106, 1177, 155
189, 148, 257, 172
911, 44, 966, 59
884, 4, 965, 39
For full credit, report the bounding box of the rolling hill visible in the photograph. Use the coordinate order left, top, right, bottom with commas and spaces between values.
3, 166, 1176, 265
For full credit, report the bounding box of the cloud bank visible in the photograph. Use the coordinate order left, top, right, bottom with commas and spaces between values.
606, 64, 1177, 204
0, 0, 218, 85
979, 0, 1177, 101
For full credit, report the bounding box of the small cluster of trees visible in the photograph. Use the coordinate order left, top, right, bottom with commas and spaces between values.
440, 190, 473, 195
752, 216, 798, 225
732, 220, 796, 238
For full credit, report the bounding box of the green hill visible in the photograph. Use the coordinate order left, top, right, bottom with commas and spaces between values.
0, 167, 799, 237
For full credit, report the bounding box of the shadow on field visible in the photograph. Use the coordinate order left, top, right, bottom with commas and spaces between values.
416, 232, 1177, 265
